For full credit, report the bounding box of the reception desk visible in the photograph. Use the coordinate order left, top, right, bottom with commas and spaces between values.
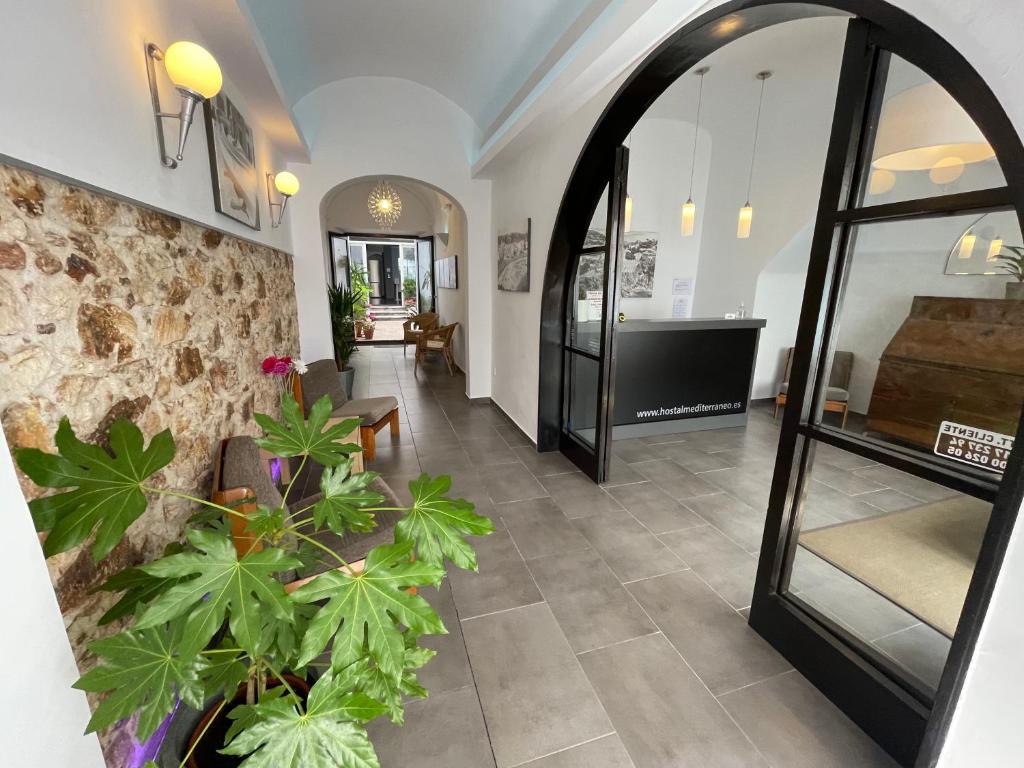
569, 317, 767, 440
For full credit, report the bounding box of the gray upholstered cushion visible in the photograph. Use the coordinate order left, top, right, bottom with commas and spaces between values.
302, 359, 348, 411
778, 382, 849, 402
222, 436, 284, 508
334, 396, 398, 425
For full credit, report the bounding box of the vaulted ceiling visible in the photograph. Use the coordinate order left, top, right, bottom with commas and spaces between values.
240, 0, 613, 130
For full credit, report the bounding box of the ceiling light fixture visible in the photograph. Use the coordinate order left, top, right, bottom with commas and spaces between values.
682, 66, 710, 237
368, 179, 403, 229
145, 41, 222, 168
266, 171, 299, 228
738, 70, 772, 239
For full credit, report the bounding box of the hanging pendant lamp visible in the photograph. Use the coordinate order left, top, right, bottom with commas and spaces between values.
682, 66, 709, 237
738, 70, 772, 239
368, 179, 403, 229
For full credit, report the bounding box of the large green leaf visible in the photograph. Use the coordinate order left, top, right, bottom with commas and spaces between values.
73, 623, 205, 740
333, 631, 435, 724
96, 566, 182, 626
14, 418, 174, 560
135, 529, 300, 658
312, 459, 384, 535
221, 674, 384, 768
395, 474, 495, 571
290, 542, 445, 680
254, 394, 361, 467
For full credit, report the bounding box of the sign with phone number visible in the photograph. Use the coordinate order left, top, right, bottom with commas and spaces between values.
933, 421, 1014, 474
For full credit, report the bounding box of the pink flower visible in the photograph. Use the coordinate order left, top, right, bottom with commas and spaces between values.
262, 354, 294, 377
261, 356, 278, 374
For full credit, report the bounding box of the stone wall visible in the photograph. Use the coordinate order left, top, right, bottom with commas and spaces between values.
0, 163, 300, 666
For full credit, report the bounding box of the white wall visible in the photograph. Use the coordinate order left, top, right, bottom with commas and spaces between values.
286, 77, 493, 397
0, 0, 292, 251
1, 430, 104, 766
434, 202, 469, 370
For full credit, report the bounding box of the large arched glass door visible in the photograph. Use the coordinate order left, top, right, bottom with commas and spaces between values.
560, 147, 629, 481
750, 19, 1024, 766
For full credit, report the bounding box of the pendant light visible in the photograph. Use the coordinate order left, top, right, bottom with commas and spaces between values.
957, 231, 976, 260
624, 132, 634, 233
681, 66, 710, 237
738, 70, 772, 239
987, 236, 1003, 262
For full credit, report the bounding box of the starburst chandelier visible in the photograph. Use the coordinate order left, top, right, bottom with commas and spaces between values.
367, 179, 402, 228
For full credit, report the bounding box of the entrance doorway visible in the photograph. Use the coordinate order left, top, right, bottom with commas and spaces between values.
540, 3, 1024, 765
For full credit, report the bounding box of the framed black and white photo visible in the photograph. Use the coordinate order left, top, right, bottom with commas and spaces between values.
436, 255, 458, 289
497, 218, 531, 292
204, 92, 261, 230
621, 231, 658, 298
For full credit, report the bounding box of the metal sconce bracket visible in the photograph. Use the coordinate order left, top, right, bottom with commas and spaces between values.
145, 43, 203, 169
266, 172, 289, 228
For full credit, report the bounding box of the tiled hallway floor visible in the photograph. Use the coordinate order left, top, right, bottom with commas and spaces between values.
353, 345, 900, 768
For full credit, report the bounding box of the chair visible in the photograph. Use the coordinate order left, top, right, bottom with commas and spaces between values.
299, 359, 400, 462
775, 347, 854, 428
402, 311, 439, 356
415, 323, 458, 376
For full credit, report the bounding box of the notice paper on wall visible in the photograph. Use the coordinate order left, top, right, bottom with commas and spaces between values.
672, 277, 694, 296
586, 290, 603, 320
672, 296, 690, 318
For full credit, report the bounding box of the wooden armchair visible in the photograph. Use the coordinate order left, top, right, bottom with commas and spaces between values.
775, 347, 854, 428
402, 311, 439, 356
415, 322, 458, 376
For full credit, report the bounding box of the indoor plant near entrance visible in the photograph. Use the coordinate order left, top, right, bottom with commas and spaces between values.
994, 245, 1024, 300
14, 394, 494, 767
327, 284, 359, 397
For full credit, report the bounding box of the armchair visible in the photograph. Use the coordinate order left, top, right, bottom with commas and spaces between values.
775, 347, 854, 428
402, 311, 439, 356
415, 322, 459, 376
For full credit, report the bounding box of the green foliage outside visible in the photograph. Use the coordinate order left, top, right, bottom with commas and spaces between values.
15, 393, 494, 768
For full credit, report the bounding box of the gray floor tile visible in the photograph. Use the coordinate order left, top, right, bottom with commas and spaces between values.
632, 459, 720, 501
628, 570, 791, 694
601, 456, 647, 487
573, 514, 684, 583
852, 465, 961, 502
650, 441, 738, 472
514, 445, 581, 477
874, 624, 951, 692
659, 525, 757, 609
366, 445, 421, 476
796, 565, 919, 641
414, 443, 475, 473
495, 423, 534, 448
519, 734, 633, 768
463, 603, 612, 768
368, 685, 495, 768
700, 465, 774, 510
498, 497, 591, 560
540, 473, 624, 519
859, 488, 926, 513
802, 481, 885, 526
480, 463, 549, 504
611, 438, 659, 464
417, 580, 474, 695
605, 481, 704, 534
720, 671, 897, 768
461, 435, 520, 466
528, 548, 657, 653
579, 633, 769, 768
448, 531, 542, 619
682, 492, 767, 553
809, 462, 888, 496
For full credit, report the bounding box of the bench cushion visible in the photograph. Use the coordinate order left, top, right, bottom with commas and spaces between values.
334, 395, 398, 425
778, 382, 850, 402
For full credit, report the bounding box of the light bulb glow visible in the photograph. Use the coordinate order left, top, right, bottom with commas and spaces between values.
624, 195, 633, 233
164, 41, 222, 99
681, 199, 696, 237
987, 238, 1003, 262
958, 233, 977, 260
868, 169, 896, 195
737, 204, 753, 239
929, 156, 966, 185
273, 171, 300, 198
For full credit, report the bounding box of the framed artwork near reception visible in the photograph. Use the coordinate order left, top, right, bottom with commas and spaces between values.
436, 255, 458, 289
497, 218, 531, 292
204, 92, 261, 230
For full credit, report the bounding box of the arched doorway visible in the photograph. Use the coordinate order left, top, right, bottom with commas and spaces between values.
539, 2, 1024, 765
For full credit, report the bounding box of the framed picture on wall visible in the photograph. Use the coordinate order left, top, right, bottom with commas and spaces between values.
436, 255, 458, 289
204, 92, 261, 230
497, 218, 531, 292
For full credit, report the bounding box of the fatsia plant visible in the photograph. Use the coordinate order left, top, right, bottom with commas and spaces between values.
15, 393, 495, 768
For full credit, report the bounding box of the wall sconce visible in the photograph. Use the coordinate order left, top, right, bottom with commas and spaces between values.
145, 41, 222, 168
266, 171, 299, 228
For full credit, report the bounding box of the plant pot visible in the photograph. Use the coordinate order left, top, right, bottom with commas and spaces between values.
354, 321, 364, 338
1006, 281, 1024, 300
182, 675, 310, 768
339, 365, 355, 399
364, 328, 375, 340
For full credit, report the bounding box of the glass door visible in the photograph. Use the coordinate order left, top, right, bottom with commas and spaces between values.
560, 146, 629, 481
750, 19, 1023, 766
416, 236, 434, 313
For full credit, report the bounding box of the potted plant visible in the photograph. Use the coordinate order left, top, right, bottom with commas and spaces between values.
363, 314, 377, 341
994, 245, 1024, 300
403, 277, 417, 307
326, 285, 358, 397
351, 269, 371, 335
15, 394, 494, 767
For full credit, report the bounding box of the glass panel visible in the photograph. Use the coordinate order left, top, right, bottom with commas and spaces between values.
814, 213, 1022, 477
784, 440, 992, 696
564, 351, 600, 447
859, 56, 1005, 206
416, 239, 433, 312
330, 235, 350, 289
568, 251, 607, 353
583, 184, 609, 247
400, 244, 417, 308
